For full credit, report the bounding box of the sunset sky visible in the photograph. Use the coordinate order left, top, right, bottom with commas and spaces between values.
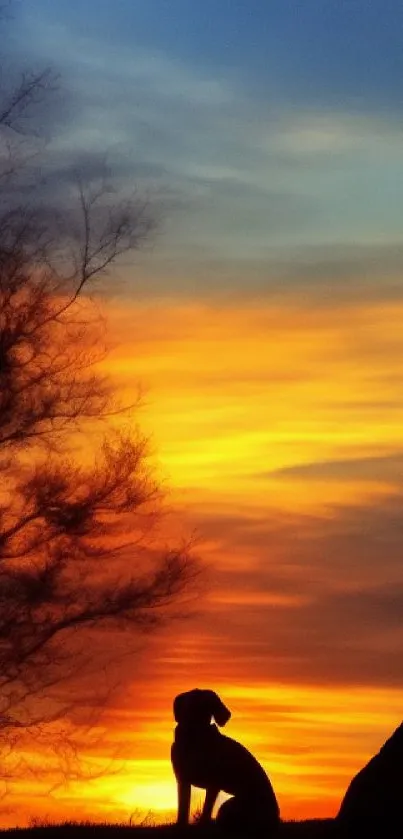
4, 0, 403, 826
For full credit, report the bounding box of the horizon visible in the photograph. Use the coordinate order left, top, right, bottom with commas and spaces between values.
1, 0, 403, 828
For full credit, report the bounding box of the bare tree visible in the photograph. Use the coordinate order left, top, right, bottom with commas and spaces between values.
0, 25, 196, 781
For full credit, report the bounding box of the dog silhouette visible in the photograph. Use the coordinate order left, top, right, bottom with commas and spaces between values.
171, 688, 280, 832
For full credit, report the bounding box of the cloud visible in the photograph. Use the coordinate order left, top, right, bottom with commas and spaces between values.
6, 10, 403, 305
266, 453, 403, 485
181, 491, 403, 688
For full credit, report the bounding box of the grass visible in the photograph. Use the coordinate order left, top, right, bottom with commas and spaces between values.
0, 816, 399, 838
0, 819, 340, 839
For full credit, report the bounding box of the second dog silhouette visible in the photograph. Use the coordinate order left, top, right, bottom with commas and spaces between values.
171, 688, 280, 833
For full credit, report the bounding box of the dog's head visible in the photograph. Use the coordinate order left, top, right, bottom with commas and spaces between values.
173, 689, 231, 728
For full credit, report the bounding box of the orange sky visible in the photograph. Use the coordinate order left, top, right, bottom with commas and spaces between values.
7, 294, 403, 826
7, 0, 403, 827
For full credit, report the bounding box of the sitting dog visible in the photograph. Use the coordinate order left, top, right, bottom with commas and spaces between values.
171, 688, 280, 833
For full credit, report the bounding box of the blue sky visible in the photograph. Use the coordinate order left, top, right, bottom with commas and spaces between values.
7, 0, 403, 301
16, 0, 403, 109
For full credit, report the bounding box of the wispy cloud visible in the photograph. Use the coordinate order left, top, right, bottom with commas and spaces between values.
100, 297, 403, 692
9, 10, 403, 303
268, 453, 403, 485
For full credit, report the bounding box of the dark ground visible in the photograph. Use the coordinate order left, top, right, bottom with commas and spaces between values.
0, 819, 398, 838
0, 820, 342, 839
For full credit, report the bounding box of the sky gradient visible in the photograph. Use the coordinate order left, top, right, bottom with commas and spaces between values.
3, 0, 403, 826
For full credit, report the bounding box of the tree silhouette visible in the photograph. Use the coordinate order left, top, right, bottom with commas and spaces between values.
0, 17, 196, 778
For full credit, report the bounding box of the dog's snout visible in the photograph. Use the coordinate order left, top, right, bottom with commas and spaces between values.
213, 699, 231, 727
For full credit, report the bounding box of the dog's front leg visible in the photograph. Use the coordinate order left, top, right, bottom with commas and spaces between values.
177, 780, 191, 825
200, 786, 220, 823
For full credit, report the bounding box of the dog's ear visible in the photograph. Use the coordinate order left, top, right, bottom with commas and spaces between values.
209, 691, 231, 727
